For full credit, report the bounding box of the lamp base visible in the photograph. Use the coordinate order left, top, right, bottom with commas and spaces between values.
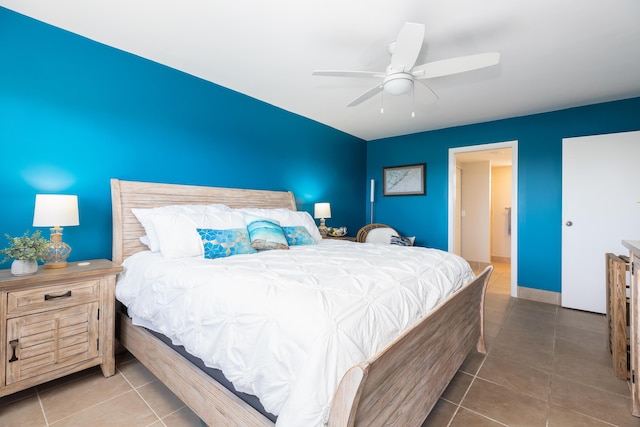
44, 261, 68, 269
318, 218, 328, 237
44, 227, 72, 269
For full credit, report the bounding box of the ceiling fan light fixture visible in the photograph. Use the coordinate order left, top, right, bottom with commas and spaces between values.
383, 74, 413, 95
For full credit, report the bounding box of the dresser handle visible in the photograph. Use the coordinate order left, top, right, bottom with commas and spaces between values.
9, 339, 19, 362
44, 290, 72, 301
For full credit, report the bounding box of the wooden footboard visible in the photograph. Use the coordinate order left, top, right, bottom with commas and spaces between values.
329, 266, 492, 426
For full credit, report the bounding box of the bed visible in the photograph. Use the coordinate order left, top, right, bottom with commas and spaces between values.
111, 178, 492, 427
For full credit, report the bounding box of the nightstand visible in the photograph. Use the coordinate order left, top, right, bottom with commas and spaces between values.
0, 259, 122, 397
323, 236, 356, 242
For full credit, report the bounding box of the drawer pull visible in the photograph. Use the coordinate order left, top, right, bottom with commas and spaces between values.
44, 290, 72, 301
9, 339, 19, 362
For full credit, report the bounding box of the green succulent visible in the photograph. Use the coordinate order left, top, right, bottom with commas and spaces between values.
0, 230, 50, 263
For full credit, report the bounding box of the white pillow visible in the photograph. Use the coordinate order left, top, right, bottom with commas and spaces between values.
132, 204, 232, 252
139, 235, 152, 247
147, 210, 246, 258
365, 227, 399, 244
236, 208, 323, 243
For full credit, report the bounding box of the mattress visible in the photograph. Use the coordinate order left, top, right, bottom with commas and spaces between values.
115, 240, 474, 426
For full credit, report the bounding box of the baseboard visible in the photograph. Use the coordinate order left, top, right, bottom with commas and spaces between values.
517, 286, 560, 306
467, 259, 560, 306
491, 256, 510, 264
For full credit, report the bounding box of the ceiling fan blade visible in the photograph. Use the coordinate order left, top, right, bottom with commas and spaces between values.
389, 22, 425, 72
312, 70, 385, 78
412, 52, 500, 79
347, 84, 384, 107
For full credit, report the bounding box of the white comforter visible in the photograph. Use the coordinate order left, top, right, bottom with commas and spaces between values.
116, 240, 474, 426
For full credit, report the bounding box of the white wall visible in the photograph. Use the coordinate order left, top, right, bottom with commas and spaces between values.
461, 161, 491, 263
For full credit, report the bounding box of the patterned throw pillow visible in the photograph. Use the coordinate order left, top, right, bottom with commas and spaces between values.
245, 215, 289, 250
197, 228, 256, 259
390, 235, 415, 246
282, 226, 316, 246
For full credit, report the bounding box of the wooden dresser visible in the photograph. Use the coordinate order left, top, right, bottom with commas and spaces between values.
0, 259, 122, 397
623, 240, 640, 416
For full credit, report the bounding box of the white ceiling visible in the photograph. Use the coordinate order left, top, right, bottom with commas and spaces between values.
2, 0, 640, 141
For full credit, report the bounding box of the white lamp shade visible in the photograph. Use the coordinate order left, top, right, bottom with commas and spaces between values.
314, 202, 331, 219
33, 194, 79, 227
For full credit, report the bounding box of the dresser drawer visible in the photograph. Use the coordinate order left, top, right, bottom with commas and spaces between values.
6, 280, 100, 317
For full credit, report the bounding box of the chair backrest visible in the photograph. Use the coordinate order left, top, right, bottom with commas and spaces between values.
366, 227, 399, 243
356, 223, 399, 243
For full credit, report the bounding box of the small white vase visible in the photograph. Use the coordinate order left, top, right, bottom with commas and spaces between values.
11, 259, 38, 276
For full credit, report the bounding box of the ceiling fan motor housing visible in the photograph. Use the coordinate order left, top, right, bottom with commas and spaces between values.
384, 73, 414, 95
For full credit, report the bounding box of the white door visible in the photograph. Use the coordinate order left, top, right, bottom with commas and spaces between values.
562, 130, 640, 313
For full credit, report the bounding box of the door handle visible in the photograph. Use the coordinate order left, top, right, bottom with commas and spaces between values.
565, 221, 573, 227
9, 339, 19, 362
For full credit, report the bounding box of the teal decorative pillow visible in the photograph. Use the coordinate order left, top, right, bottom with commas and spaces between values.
197, 228, 256, 259
283, 226, 316, 246
245, 215, 289, 250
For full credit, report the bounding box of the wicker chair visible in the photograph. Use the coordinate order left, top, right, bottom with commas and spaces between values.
356, 223, 399, 243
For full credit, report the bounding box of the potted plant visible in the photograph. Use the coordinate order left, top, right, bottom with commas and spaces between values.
0, 230, 50, 276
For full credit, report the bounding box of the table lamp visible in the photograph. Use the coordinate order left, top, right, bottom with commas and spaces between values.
33, 194, 79, 269
314, 202, 331, 237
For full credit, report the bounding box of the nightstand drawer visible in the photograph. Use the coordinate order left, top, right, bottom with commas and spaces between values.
7, 280, 100, 317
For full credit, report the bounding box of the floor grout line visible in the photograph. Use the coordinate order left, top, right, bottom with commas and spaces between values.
35, 387, 50, 427
119, 369, 166, 426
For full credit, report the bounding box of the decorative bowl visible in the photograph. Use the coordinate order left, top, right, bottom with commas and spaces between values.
327, 226, 347, 237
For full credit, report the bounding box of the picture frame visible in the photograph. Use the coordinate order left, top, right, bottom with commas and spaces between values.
383, 163, 426, 196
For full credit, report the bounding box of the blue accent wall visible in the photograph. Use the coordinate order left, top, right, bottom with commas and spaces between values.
368, 97, 640, 292
0, 8, 366, 262
3, 7, 640, 295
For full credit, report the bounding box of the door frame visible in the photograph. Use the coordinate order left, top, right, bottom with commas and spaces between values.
448, 140, 518, 297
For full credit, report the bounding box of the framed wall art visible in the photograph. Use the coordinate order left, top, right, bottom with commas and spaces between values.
383, 163, 426, 196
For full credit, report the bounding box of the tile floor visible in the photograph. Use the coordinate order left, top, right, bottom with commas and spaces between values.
423, 263, 639, 427
1, 263, 638, 426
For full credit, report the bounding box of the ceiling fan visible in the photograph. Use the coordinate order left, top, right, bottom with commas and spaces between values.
312, 22, 500, 109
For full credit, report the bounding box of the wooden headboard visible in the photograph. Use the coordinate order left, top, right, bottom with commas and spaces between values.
110, 179, 297, 264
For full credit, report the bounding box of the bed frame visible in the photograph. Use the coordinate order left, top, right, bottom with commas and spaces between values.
111, 178, 492, 426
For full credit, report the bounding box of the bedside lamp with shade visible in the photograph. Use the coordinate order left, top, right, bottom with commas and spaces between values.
314, 202, 331, 237
33, 194, 79, 269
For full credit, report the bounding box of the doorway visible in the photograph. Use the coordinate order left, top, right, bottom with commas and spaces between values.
448, 141, 518, 297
